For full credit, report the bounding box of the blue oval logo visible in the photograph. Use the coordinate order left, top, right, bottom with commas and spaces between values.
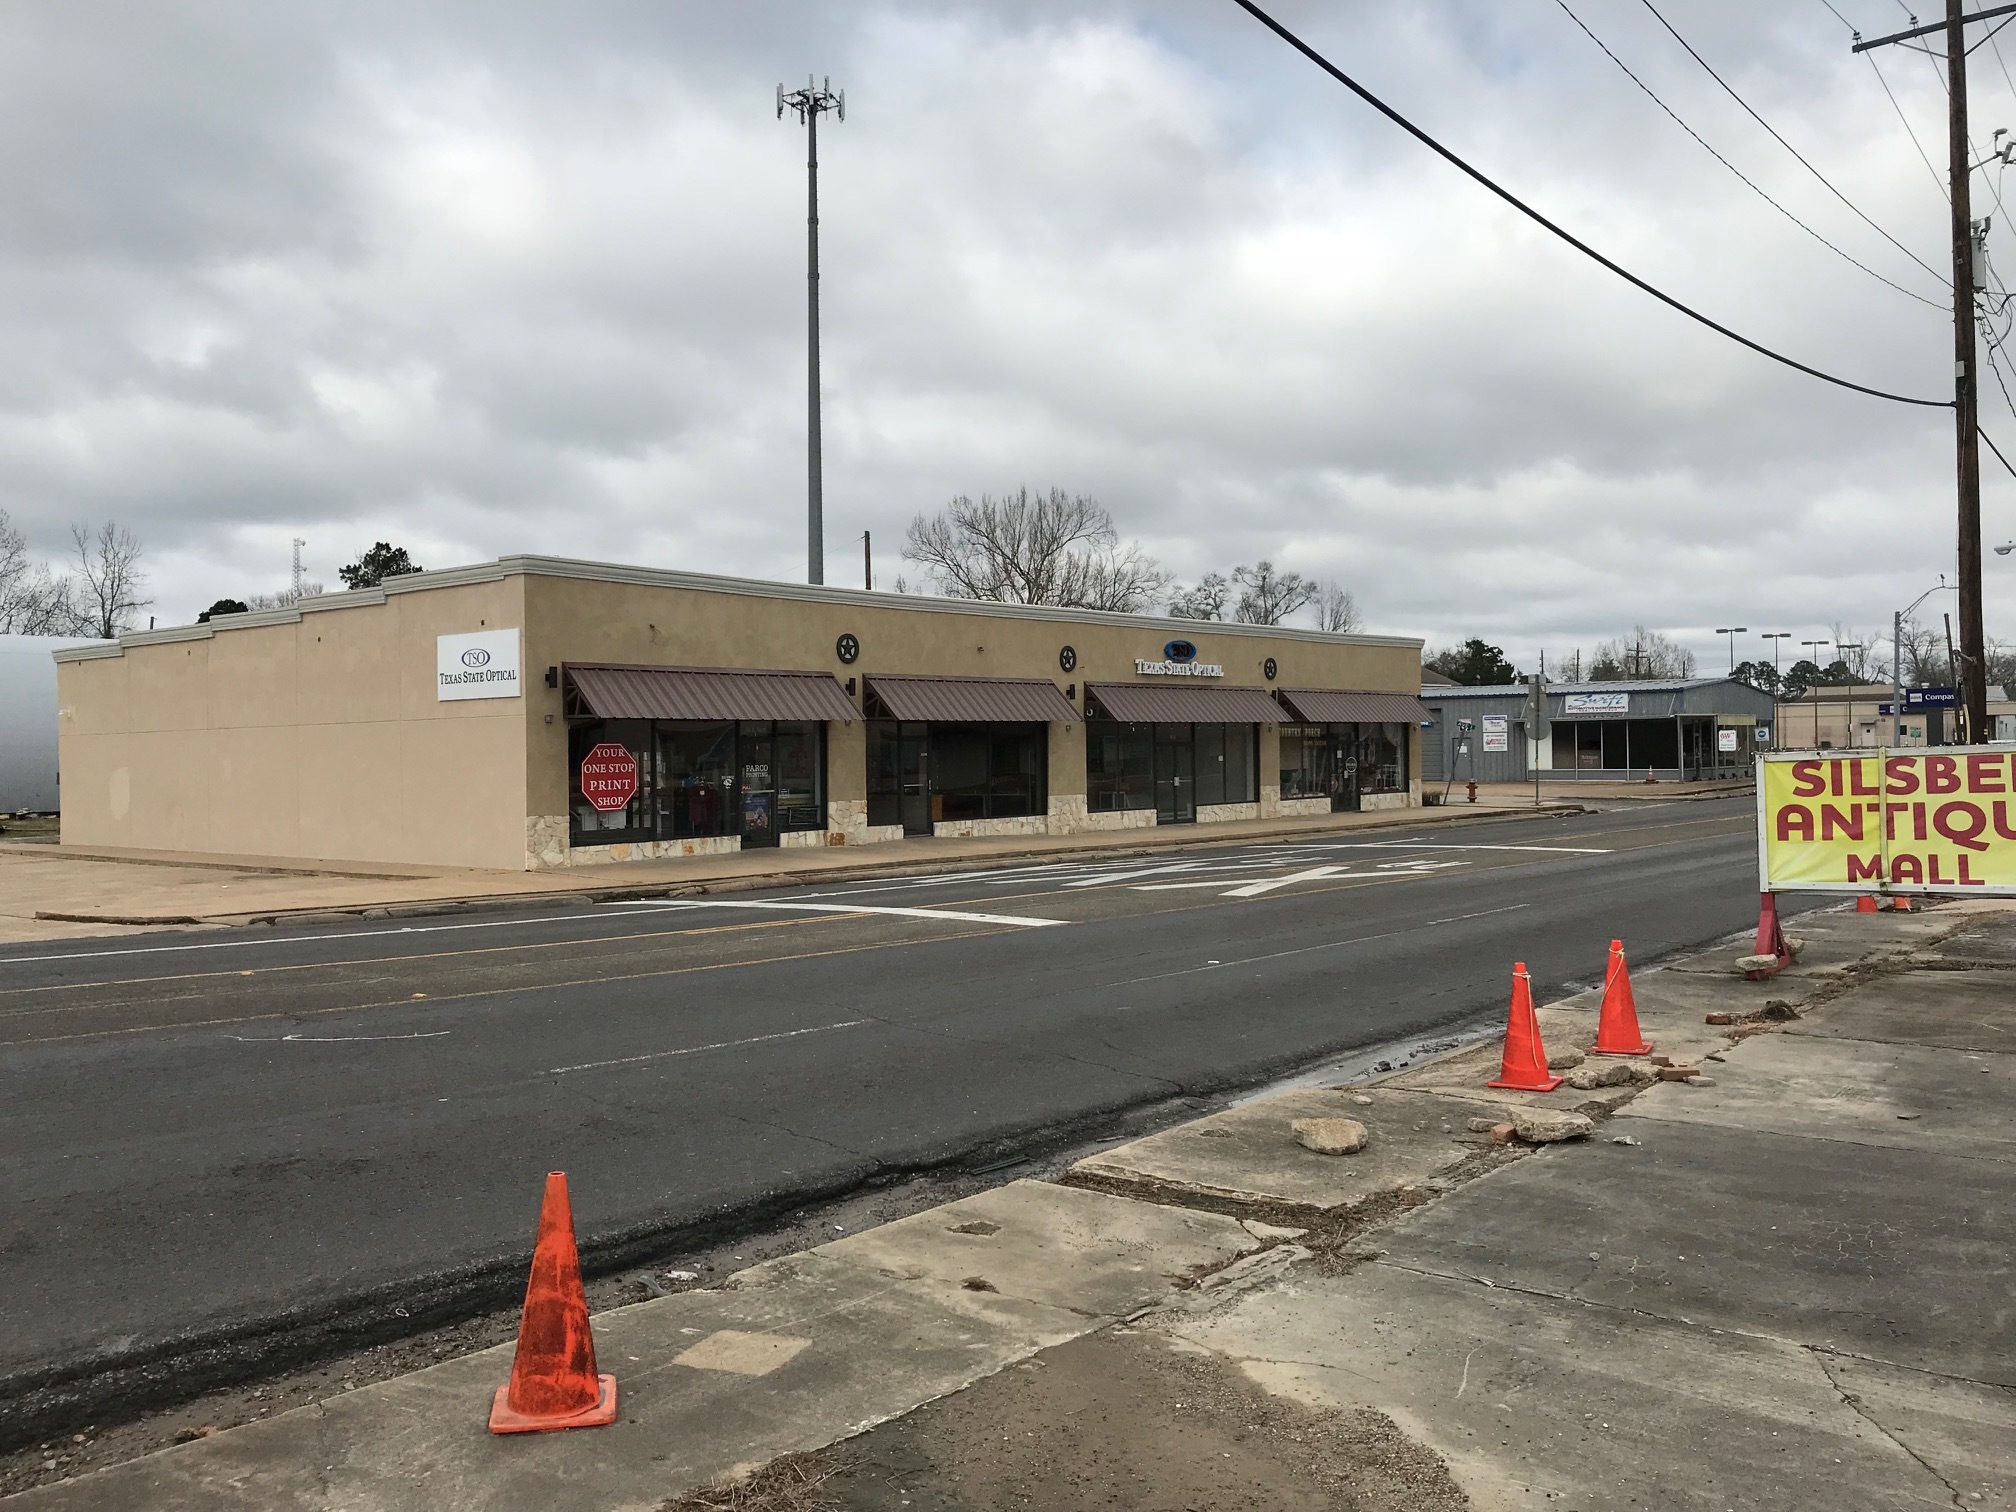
461, 648, 491, 668
1164, 639, 1197, 663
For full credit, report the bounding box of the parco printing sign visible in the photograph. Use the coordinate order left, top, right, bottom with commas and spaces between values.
437, 629, 522, 701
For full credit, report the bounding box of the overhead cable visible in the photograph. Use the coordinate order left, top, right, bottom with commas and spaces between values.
1637, 0, 1946, 286
1229, 0, 1953, 407
1556, 0, 1945, 308
1865, 49, 1953, 199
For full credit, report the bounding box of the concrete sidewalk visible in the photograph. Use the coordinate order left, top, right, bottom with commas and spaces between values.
0, 799, 1581, 944
11, 898, 2004, 1510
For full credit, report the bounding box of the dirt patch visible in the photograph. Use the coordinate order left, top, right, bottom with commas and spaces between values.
728, 1325, 1467, 1512
666, 1451, 856, 1511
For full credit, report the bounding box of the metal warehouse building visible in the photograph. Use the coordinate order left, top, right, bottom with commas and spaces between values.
1420, 678, 1777, 785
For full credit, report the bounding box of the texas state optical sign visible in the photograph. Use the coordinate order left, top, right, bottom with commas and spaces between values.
1759, 748, 2016, 894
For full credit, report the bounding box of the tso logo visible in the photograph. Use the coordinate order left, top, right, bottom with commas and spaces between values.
1163, 639, 1197, 664
461, 647, 492, 668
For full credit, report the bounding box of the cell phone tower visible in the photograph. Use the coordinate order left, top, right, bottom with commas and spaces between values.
778, 76, 844, 586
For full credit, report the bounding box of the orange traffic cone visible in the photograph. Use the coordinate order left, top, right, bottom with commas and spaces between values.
1488, 963, 1564, 1092
1589, 939, 1652, 1056
489, 1172, 618, 1434
1855, 895, 1879, 914
1892, 896, 1914, 913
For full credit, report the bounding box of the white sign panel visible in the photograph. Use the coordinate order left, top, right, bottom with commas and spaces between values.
1562, 692, 1629, 715
437, 629, 523, 701
1482, 714, 1509, 752
1135, 658, 1224, 678
1718, 727, 1740, 753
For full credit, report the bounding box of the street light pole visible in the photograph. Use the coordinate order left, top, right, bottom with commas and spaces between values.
1802, 639, 1829, 748
1716, 626, 1748, 675
1892, 580, 1954, 746
1762, 632, 1791, 750
778, 77, 845, 586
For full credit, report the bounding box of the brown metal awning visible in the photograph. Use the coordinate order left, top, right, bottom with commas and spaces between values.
863, 674, 1081, 723
564, 663, 860, 724
1085, 682, 1285, 724
1276, 688, 1433, 725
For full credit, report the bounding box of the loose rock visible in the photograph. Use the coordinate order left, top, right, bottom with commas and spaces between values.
1291, 1116, 1370, 1155
1509, 1107, 1595, 1144
1547, 1047, 1587, 1071
1564, 1061, 1634, 1090
1656, 1065, 1701, 1081
1488, 1122, 1517, 1144
1620, 1058, 1660, 1085
1705, 1012, 1735, 1025
1687, 1076, 1718, 1087
1467, 1116, 1499, 1132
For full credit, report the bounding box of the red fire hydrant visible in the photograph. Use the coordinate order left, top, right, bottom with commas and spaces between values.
1465, 781, 1478, 804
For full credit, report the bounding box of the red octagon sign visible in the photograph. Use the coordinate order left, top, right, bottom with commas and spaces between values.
579, 742, 639, 812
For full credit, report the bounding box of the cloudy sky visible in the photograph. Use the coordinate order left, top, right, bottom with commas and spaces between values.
1, 0, 2006, 672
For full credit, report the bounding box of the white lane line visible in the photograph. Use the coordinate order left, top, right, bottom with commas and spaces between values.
1221, 865, 1352, 898
0, 907, 680, 967
1318, 841, 1613, 855
550, 1019, 869, 1076
1133, 869, 1426, 892
625, 900, 1066, 928
226, 1030, 453, 1043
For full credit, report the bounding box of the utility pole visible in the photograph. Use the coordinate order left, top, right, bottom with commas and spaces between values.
778, 76, 845, 586
863, 530, 873, 592
1853, 2, 2012, 743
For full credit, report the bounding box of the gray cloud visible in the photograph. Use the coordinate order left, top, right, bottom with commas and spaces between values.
0, 0, 2001, 672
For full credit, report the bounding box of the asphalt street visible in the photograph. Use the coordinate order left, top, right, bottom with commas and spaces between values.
0, 795, 1812, 1425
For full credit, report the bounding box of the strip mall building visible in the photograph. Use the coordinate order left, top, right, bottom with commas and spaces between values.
52, 557, 1429, 871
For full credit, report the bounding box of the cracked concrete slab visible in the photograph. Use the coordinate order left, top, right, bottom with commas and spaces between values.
815, 1179, 1261, 1317
8, 1182, 1257, 1512
1816, 1351, 2016, 1509
1619, 1032, 2016, 1163
6, 1248, 1094, 1512
1066, 1088, 1476, 1215
1162, 1261, 1995, 1511
1791, 969, 2016, 1055
1374, 1117, 2016, 1387
1662, 912, 1950, 979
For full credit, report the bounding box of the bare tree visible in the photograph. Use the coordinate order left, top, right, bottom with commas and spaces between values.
1894, 618, 1952, 685
1588, 626, 1696, 680
903, 488, 1170, 612
1826, 622, 1878, 681
246, 581, 325, 610
70, 521, 151, 639
1232, 561, 1316, 626
0, 510, 87, 634
1167, 573, 1231, 621
1314, 581, 1362, 633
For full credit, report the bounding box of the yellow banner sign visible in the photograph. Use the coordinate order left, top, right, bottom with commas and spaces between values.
1759, 749, 2016, 893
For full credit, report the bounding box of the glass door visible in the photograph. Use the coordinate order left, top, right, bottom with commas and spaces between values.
1155, 724, 1195, 824
738, 724, 778, 847
1334, 725, 1362, 812
899, 723, 931, 836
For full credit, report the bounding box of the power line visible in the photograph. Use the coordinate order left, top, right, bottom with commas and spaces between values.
1867, 49, 1954, 198
1556, 0, 1945, 308
1638, 0, 1946, 286
1984, 421, 2016, 477
1230, 0, 1953, 407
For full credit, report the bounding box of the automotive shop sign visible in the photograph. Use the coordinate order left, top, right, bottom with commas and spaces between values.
1759, 749, 2016, 894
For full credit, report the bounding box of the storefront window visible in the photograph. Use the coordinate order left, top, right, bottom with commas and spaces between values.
570, 720, 653, 841
570, 719, 825, 847
1087, 721, 1155, 812
1350, 723, 1407, 793
776, 721, 823, 829
1280, 725, 1335, 799
658, 723, 734, 838
1192, 725, 1257, 807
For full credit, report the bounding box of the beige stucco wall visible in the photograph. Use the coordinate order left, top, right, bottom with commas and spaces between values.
55, 558, 1425, 870
58, 578, 530, 869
